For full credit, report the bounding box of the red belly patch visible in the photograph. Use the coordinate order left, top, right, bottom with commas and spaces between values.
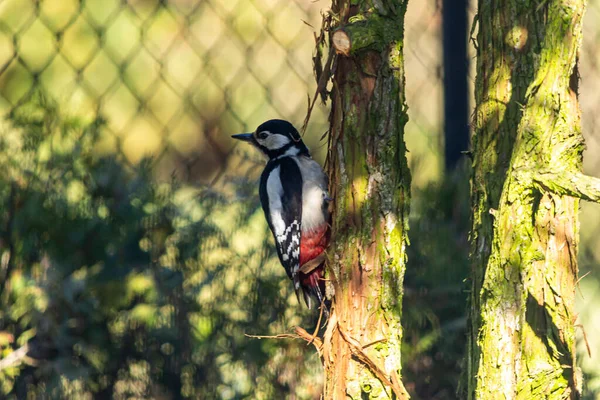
299, 225, 329, 268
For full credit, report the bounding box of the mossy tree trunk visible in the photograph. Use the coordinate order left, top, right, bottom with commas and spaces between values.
322, 1, 410, 398
465, 0, 593, 398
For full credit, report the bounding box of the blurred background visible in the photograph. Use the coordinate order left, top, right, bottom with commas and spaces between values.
0, 0, 599, 399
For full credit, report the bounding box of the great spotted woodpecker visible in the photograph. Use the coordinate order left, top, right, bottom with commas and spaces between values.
232, 119, 330, 310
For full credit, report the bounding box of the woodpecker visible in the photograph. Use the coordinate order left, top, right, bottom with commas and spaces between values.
232, 119, 330, 310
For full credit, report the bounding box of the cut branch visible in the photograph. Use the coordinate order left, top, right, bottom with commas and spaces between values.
332, 15, 400, 56
533, 171, 600, 203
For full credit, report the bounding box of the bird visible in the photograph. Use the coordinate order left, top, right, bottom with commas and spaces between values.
232, 119, 331, 311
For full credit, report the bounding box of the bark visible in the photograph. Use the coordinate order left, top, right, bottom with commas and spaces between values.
465, 0, 588, 399
323, 1, 410, 399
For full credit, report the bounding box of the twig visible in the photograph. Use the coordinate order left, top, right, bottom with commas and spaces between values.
244, 333, 299, 340
308, 301, 325, 346
244, 327, 324, 357
337, 325, 410, 399
295, 326, 323, 356
322, 309, 337, 365
0, 343, 38, 371
362, 337, 387, 349
576, 324, 592, 358
575, 270, 591, 285
302, 11, 336, 136
533, 170, 600, 203
302, 48, 335, 136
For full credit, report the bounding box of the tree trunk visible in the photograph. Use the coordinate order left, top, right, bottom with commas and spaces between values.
323, 1, 411, 398
465, 0, 588, 398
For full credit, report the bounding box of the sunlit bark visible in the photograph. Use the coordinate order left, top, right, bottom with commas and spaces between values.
323, 1, 411, 398
465, 0, 587, 398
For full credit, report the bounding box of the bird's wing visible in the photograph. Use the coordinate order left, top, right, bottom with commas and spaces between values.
259, 158, 303, 294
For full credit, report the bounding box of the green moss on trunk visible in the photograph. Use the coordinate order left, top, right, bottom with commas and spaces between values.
323, 1, 410, 399
465, 0, 586, 399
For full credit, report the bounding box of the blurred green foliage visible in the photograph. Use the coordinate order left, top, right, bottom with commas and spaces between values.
401, 170, 470, 399
0, 0, 599, 398
0, 94, 322, 399
1, 95, 598, 400
0, 0, 330, 178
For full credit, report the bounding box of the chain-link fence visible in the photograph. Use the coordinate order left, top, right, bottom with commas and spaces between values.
0, 0, 331, 186
0, 0, 451, 187
1, 1, 597, 189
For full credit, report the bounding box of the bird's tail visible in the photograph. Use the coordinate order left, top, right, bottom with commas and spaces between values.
293, 274, 303, 307
300, 267, 329, 317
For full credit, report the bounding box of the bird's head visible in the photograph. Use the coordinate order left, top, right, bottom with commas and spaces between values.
232, 119, 309, 159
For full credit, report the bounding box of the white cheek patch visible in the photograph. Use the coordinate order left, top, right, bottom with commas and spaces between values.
257, 133, 291, 150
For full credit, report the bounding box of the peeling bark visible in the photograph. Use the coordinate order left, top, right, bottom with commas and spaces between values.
464, 0, 587, 399
323, 1, 410, 399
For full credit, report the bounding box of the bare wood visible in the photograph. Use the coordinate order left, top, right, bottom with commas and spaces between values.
331, 15, 401, 57
332, 30, 351, 56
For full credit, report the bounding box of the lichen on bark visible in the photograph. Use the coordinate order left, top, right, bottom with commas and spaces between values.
322, 0, 410, 398
464, 0, 587, 399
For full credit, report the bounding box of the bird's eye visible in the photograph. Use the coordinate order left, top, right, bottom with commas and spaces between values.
257, 131, 269, 140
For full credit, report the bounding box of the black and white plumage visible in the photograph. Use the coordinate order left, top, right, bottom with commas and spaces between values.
232, 119, 331, 309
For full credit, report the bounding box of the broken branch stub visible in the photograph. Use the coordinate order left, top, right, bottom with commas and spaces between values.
332, 29, 351, 56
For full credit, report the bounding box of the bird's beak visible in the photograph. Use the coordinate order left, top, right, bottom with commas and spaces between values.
231, 133, 255, 143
